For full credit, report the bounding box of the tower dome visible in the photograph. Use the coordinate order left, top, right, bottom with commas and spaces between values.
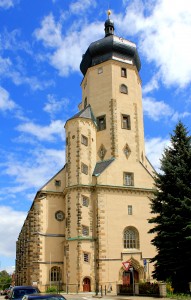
80, 14, 141, 76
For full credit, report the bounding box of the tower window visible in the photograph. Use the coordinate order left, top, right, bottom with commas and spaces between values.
97, 115, 106, 131
81, 135, 88, 146
82, 195, 89, 207
55, 180, 61, 187
120, 84, 128, 94
122, 114, 131, 129
84, 97, 87, 108
121, 68, 127, 77
123, 226, 139, 249
128, 205, 133, 215
83, 252, 90, 262
81, 163, 88, 175
82, 225, 89, 236
124, 172, 134, 186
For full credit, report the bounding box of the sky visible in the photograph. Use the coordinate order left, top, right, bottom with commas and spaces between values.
0, 0, 191, 274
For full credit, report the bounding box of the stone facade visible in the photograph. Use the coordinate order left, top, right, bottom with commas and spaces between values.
16, 18, 156, 293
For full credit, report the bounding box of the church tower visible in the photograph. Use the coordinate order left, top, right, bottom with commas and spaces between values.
64, 12, 155, 293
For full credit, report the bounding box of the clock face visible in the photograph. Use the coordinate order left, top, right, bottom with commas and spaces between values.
55, 210, 65, 221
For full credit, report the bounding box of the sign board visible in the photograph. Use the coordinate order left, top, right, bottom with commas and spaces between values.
122, 261, 131, 271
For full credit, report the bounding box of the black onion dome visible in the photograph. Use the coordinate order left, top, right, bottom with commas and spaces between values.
80, 18, 141, 76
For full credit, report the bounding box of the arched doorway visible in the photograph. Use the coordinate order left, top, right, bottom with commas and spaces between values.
122, 269, 139, 285
83, 277, 91, 292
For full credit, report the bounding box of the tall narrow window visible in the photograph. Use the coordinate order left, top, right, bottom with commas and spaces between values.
122, 114, 131, 129
83, 252, 90, 262
81, 163, 88, 175
120, 84, 128, 94
81, 134, 88, 146
128, 205, 132, 215
121, 68, 127, 77
82, 225, 89, 236
123, 227, 139, 249
82, 195, 89, 207
97, 115, 106, 131
84, 97, 87, 108
124, 172, 134, 186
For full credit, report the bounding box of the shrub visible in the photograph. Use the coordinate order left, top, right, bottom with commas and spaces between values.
46, 286, 57, 293
139, 282, 159, 295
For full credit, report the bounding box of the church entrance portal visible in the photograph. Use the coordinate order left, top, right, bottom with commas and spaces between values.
83, 277, 91, 292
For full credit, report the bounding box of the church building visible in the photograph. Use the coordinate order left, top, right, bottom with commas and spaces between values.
16, 13, 156, 293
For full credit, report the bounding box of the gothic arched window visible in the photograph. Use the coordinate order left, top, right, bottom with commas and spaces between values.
123, 227, 139, 249
50, 266, 61, 282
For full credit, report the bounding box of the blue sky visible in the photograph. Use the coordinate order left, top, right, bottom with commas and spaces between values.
0, 0, 191, 274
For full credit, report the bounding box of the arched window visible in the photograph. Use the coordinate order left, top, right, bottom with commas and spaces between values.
123, 227, 139, 249
50, 266, 61, 282
120, 84, 128, 94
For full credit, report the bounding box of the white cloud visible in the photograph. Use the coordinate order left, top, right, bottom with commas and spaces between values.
142, 75, 159, 94
0, 86, 16, 112
145, 137, 170, 172
0, 29, 32, 54
0, 206, 26, 257
34, 14, 62, 48
143, 96, 173, 121
117, 0, 191, 88
16, 120, 65, 142
43, 94, 69, 118
0, 0, 14, 9
171, 111, 191, 122
34, 15, 103, 76
143, 96, 191, 122
0, 55, 54, 91
0, 56, 12, 74
2, 147, 65, 194
69, 0, 96, 15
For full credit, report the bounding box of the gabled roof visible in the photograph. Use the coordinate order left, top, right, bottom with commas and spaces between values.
93, 158, 115, 176
66, 104, 97, 125
39, 165, 65, 190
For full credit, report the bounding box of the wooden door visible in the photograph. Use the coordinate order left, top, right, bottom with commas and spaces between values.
83, 277, 91, 292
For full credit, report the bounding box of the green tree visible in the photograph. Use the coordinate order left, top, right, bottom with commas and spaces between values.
149, 121, 191, 293
0, 270, 12, 290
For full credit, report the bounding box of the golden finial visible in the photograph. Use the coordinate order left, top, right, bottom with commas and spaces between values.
107, 9, 111, 18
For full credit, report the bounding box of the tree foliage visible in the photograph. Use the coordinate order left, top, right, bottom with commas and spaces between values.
0, 270, 12, 290
149, 121, 191, 293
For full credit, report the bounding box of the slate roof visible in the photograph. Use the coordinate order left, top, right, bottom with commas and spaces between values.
93, 158, 115, 176
67, 104, 97, 125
